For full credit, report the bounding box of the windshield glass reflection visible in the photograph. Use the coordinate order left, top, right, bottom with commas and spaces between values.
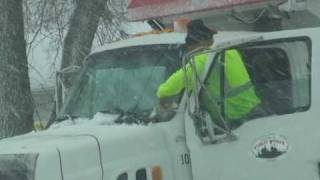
60, 45, 181, 122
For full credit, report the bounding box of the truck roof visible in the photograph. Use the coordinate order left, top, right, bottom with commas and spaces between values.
91, 32, 185, 55
90, 31, 257, 55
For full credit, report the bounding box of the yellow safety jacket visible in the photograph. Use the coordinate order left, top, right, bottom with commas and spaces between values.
157, 49, 260, 121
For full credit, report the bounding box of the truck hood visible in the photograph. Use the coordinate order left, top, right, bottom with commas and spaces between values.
0, 120, 168, 180
0, 122, 163, 158
0, 113, 157, 152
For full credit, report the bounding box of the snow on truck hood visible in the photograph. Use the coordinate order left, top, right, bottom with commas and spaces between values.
91, 31, 258, 55
0, 113, 153, 154
0, 113, 167, 180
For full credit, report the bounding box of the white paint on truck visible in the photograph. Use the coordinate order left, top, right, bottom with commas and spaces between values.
185, 27, 320, 180
0, 27, 319, 180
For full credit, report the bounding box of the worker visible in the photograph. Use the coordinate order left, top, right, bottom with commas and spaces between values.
157, 19, 213, 108
157, 19, 261, 127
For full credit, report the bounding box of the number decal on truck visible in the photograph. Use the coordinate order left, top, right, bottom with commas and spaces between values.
180, 153, 191, 165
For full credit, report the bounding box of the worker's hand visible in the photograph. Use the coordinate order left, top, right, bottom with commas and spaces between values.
159, 96, 178, 110
154, 96, 179, 121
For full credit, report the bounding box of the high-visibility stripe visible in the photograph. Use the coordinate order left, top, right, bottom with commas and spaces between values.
225, 81, 253, 98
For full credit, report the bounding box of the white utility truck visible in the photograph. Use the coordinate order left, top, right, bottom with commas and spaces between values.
0, 0, 320, 180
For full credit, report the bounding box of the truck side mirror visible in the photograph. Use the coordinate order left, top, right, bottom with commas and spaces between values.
46, 66, 82, 129
55, 66, 81, 114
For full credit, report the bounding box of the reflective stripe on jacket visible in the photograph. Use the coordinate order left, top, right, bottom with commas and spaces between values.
203, 49, 261, 120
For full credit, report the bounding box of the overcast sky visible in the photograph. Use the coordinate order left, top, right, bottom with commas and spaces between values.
28, 21, 151, 91
28, 0, 320, 91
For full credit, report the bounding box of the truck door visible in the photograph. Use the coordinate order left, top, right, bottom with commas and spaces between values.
185, 27, 320, 180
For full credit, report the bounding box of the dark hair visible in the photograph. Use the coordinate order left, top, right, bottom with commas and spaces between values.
185, 19, 216, 46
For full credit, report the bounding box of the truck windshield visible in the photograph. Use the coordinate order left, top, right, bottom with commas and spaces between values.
60, 44, 181, 122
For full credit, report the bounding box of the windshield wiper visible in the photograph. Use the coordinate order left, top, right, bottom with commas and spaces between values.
56, 114, 79, 122
45, 114, 79, 128
101, 108, 150, 125
98, 107, 124, 115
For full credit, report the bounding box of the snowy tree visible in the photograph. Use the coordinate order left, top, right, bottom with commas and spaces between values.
23, 0, 128, 70
60, 0, 128, 80
23, 0, 128, 121
60, 0, 111, 89
0, 0, 35, 138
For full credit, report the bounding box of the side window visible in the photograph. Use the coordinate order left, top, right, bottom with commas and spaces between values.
199, 37, 311, 129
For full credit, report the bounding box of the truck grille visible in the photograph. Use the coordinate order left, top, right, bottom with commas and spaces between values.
0, 154, 38, 180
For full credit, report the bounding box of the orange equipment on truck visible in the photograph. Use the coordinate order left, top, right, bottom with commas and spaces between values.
128, 0, 318, 32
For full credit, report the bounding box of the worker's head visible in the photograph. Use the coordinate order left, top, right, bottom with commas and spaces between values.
185, 19, 216, 51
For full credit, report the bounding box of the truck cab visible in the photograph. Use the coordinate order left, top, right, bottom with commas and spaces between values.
185, 27, 320, 180
1, 0, 320, 179
0, 27, 319, 180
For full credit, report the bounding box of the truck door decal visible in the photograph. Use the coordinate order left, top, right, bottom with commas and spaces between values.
252, 134, 289, 160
